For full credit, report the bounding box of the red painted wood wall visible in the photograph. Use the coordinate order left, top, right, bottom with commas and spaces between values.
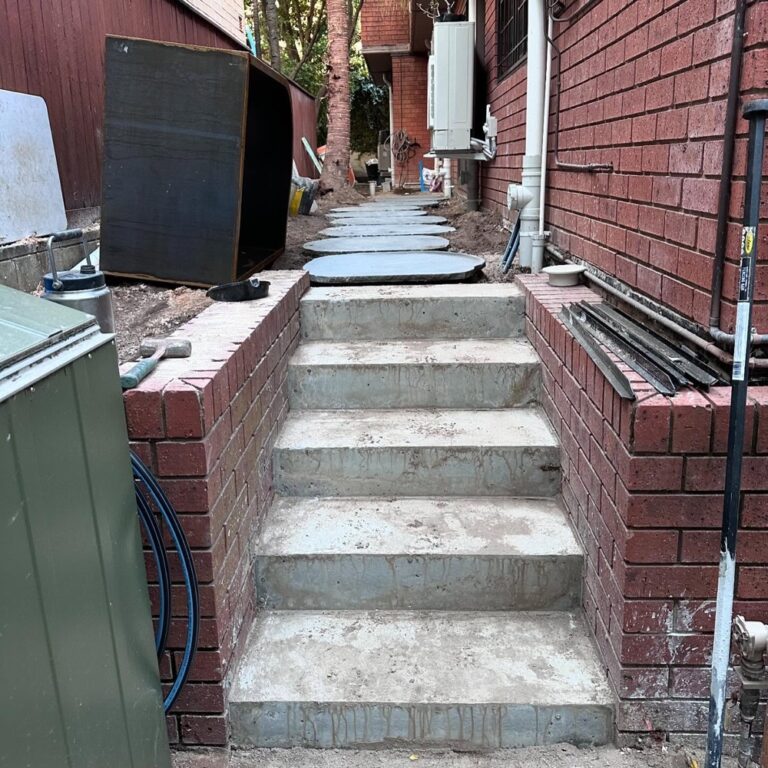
0, 0, 318, 209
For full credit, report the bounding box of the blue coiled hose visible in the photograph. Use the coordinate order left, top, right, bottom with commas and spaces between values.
501, 215, 521, 273
135, 487, 171, 658
132, 451, 199, 713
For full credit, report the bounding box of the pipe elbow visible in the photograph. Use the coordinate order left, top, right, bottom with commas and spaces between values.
507, 183, 534, 210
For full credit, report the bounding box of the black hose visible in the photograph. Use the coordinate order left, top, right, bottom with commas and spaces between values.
135, 488, 171, 659
132, 451, 199, 713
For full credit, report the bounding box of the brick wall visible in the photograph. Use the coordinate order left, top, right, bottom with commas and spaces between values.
391, 53, 431, 185
122, 270, 309, 746
519, 273, 768, 744
482, 0, 768, 331
361, 0, 410, 48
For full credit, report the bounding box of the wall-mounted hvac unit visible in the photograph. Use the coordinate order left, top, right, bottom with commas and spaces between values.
428, 21, 475, 153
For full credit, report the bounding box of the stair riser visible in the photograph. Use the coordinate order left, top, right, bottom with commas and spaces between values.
301, 297, 525, 340
273, 446, 561, 497
229, 702, 613, 749
288, 363, 540, 409
255, 554, 582, 611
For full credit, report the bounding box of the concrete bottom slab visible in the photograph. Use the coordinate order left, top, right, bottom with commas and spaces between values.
229, 611, 613, 749
173, 744, 715, 768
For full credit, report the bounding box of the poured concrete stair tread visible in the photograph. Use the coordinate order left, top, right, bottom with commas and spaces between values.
256, 496, 583, 610
300, 283, 525, 340
273, 408, 560, 497
276, 408, 557, 449
288, 338, 540, 408
262, 496, 579, 556
291, 337, 537, 368
229, 611, 613, 748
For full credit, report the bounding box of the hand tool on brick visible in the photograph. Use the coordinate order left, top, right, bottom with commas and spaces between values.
120, 337, 192, 390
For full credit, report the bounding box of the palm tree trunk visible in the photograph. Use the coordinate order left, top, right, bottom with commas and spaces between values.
319, 0, 351, 190
264, 0, 282, 71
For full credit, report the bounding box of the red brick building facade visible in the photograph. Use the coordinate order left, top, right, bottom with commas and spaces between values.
362, 0, 433, 185
362, 0, 768, 747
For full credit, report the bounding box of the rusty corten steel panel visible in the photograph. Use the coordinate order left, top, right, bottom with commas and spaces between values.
0, 0, 241, 211
291, 85, 320, 179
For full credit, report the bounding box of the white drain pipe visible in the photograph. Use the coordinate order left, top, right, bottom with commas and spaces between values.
531, 12, 554, 273
506, 0, 547, 270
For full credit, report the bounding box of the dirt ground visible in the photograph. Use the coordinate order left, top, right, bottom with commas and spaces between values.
109, 188, 514, 362
171, 743, 731, 768
111, 283, 212, 363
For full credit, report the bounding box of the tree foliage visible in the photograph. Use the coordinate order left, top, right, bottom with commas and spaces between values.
244, 0, 388, 153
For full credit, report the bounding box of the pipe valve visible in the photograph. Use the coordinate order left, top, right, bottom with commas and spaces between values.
733, 616, 768, 662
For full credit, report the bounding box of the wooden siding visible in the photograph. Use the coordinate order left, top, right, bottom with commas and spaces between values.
0, 0, 315, 211
181, 0, 246, 43
290, 86, 320, 178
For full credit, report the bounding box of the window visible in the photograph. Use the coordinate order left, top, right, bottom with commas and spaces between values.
497, 0, 528, 78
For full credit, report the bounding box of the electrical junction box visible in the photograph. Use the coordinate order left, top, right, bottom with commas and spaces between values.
428, 21, 475, 153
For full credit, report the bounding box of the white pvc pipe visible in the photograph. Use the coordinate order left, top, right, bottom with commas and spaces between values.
524, 0, 546, 157
530, 11, 554, 274
539, 14, 554, 235
518, 0, 547, 268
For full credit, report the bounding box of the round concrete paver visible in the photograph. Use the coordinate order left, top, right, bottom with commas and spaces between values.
303, 236, 450, 254
330, 201, 440, 212
320, 224, 455, 238
305, 251, 486, 284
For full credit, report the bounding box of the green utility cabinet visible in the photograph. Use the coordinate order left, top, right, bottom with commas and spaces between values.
0, 287, 170, 768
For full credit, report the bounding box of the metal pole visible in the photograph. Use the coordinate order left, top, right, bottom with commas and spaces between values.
705, 98, 768, 768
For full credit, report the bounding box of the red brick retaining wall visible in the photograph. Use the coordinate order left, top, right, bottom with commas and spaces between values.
122, 271, 309, 746
391, 53, 431, 186
483, 0, 768, 332
519, 273, 768, 745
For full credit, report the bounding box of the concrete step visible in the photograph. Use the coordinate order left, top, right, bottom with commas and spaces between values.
229, 610, 613, 749
256, 496, 582, 610
300, 284, 525, 340
273, 408, 560, 497
287, 338, 540, 409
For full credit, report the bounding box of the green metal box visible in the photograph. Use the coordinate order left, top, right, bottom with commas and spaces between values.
0, 286, 170, 768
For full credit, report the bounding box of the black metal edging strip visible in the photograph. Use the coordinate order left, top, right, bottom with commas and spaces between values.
570, 303, 677, 396
560, 306, 635, 401
591, 303, 721, 388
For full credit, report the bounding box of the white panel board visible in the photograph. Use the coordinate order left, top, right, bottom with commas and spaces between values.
0, 89, 67, 244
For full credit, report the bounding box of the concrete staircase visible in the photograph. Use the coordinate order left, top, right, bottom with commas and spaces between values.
230, 283, 613, 750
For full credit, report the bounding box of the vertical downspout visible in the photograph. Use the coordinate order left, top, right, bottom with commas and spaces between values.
465, 0, 481, 211
519, 0, 547, 269
531, 12, 554, 273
